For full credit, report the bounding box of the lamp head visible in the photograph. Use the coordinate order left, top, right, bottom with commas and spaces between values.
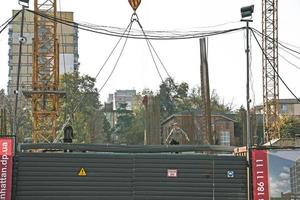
241, 5, 254, 18
18, 0, 29, 8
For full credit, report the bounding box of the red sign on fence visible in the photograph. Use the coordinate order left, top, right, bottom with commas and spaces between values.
252, 150, 270, 200
0, 138, 14, 200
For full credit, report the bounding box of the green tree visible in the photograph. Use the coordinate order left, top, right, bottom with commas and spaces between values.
210, 89, 233, 113
278, 115, 300, 138
159, 78, 177, 119
0, 90, 32, 142
59, 72, 106, 143
103, 116, 112, 143
159, 78, 234, 121
112, 99, 145, 145
159, 78, 192, 119
113, 103, 137, 144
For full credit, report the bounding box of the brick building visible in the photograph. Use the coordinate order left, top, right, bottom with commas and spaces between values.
161, 110, 237, 145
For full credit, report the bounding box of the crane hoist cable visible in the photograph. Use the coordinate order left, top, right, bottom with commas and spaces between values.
54, 19, 134, 142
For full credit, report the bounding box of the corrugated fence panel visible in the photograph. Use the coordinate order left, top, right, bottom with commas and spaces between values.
133, 154, 247, 200
13, 153, 134, 200
13, 153, 247, 200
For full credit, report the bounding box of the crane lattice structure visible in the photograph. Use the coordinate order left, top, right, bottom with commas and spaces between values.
32, 0, 60, 143
262, 0, 279, 142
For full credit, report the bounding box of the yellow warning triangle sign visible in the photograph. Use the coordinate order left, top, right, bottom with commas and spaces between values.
78, 168, 87, 176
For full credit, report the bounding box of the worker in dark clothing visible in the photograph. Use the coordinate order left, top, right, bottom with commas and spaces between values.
63, 125, 73, 143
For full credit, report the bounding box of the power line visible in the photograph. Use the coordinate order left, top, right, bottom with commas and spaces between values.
279, 53, 300, 71
252, 28, 300, 56
250, 29, 300, 102
26, 9, 245, 40
251, 28, 300, 70
0, 10, 22, 34
279, 46, 300, 60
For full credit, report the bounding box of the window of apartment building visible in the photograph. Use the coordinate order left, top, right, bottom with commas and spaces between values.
280, 104, 288, 113
218, 131, 230, 146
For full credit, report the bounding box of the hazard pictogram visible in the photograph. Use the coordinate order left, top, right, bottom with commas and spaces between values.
78, 168, 87, 176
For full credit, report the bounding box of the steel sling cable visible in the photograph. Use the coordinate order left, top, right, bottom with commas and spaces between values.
98, 21, 134, 93
135, 14, 183, 111
250, 28, 300, 102
54, 20, 134, 142
134, 15, 164, 83
137, 20, 179, 92
146, 36, 173, 79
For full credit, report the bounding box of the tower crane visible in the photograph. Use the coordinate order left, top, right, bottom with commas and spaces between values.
262, 0, 279, 142
31, 0, 60, 143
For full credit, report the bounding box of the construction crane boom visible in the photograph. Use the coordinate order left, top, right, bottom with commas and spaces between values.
262, 0, 279, 142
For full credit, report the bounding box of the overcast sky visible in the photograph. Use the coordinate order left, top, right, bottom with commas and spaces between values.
1, 0, 300, 109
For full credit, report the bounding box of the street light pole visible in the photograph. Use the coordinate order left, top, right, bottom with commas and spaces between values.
14, 0, 29, 149
245, 19, 252, 200
241, 5, 254, 200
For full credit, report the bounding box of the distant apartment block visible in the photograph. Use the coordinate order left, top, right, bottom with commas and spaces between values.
104, 90, 136, 128
107, 90, 136, 111
278, 99, 300, 116
256, 99, 300, 117
7, 10, 79, 98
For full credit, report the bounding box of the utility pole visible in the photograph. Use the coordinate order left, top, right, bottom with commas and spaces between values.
199, 37, 212, 145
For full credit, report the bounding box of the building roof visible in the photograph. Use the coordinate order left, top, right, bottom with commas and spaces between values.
279, 99, 300, 104
256, 99, 300, 109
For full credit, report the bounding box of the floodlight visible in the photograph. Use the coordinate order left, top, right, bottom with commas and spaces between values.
241, 5, 254, 18
18, 0, 29, 8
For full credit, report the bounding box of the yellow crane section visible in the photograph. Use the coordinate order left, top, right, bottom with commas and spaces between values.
262, 0, 279, 142
32, 0, 59, 143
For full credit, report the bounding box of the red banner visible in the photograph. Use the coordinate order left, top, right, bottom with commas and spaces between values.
0, 138, 14, 200
252, 150, 270, 200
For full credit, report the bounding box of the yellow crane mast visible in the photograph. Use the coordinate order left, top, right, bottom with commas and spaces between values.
262, 0, 279, 142
32, 0, 60, 143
